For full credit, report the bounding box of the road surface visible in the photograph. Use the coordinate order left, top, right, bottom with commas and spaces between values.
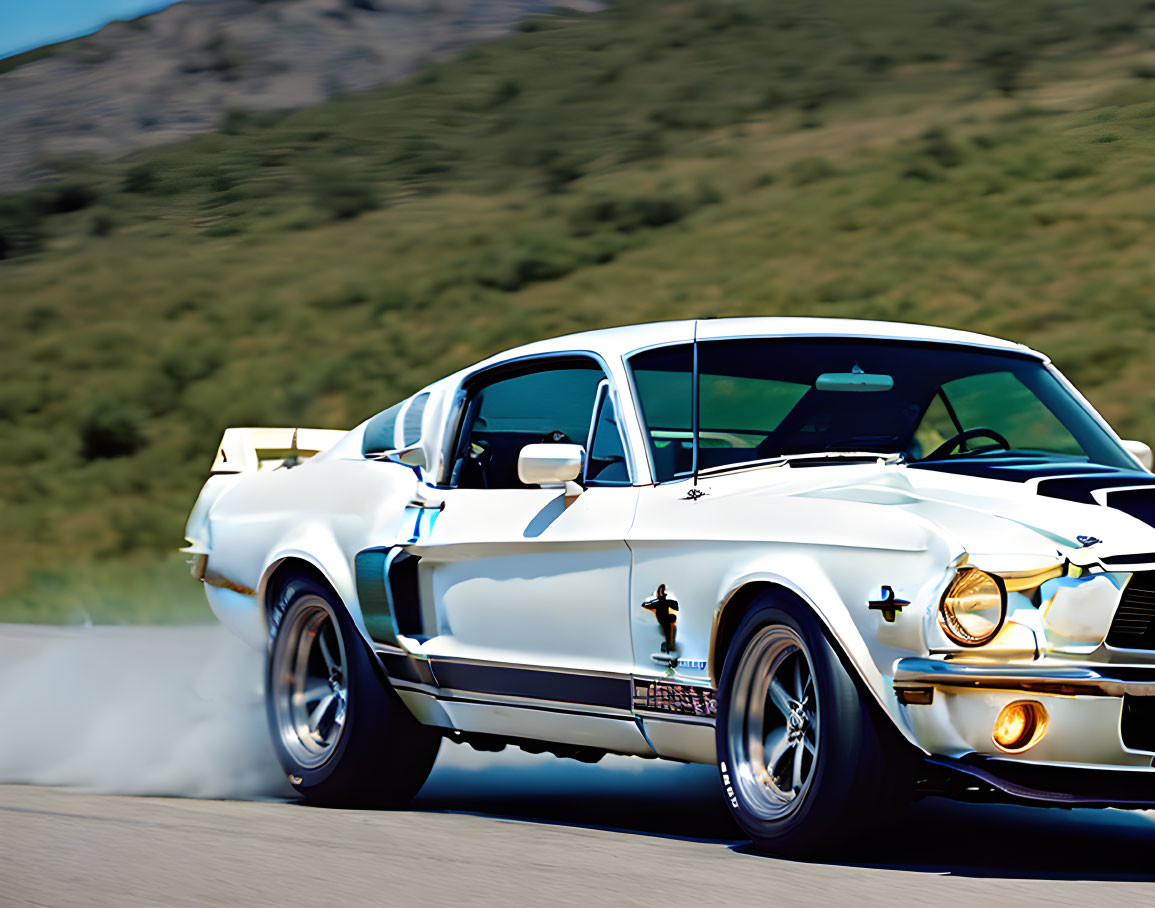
1, 624, 1154, 905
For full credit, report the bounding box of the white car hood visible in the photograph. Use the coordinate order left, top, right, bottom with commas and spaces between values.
774, 460, 1155, 570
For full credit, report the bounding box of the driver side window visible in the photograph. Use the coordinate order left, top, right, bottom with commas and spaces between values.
452, 362, 610, 490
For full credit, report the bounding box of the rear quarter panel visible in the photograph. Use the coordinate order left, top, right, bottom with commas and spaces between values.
204, 457, 418, 641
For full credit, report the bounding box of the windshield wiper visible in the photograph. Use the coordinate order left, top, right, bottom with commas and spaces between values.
779, 451, 904, 466
696, 451, 903, 478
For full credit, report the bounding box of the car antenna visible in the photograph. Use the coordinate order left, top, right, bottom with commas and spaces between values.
691, 319, 700, 488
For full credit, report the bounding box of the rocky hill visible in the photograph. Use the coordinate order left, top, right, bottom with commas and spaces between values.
0, 0, 595, 190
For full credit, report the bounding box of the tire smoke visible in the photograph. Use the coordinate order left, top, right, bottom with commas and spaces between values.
0, 624, 291, 799
0, 622, 733, 834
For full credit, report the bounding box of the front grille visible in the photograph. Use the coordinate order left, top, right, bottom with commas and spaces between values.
1106, 571, 1155, 649
1121, 696, 1155, 752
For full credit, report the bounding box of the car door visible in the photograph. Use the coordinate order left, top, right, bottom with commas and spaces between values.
399, 354, 647, 748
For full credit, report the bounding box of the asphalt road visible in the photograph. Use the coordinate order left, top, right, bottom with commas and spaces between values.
2, 624, 1155, 906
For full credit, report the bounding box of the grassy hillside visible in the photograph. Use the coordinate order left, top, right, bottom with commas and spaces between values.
4, 0, 1155, 622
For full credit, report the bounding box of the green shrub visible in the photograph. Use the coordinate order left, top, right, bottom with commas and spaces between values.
79, 399, 147, 460
0, 380, 51, 421
160, 344, 223, 389
90, 210, 115, 236
475, 231, 585, 291
41, 180, 100, 213
920, 128, 965, 168
631, 192, 690, 228
0, 194, 45, 259
696, 180, 724, 206
790, 157, 839, 185
489, 78, 522, 107
123, 161, 160, 194
308, 166, 381, 219
569, 191, 692, 235
543, 154, 586, 193
979, 44, 1030, 97
1052, 162, 1095, 179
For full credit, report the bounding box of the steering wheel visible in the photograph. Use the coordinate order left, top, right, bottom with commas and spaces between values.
925, 427, 1011, 460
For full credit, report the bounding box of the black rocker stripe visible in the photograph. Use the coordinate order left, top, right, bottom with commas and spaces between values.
376, 650, 437, 686
427, 658, 633, 711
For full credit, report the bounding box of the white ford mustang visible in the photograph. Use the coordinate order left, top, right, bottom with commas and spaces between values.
184, 317, 1155, 853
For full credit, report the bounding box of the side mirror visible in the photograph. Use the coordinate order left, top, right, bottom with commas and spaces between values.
1122, 439, 1153, 472
518, 443, 584, 487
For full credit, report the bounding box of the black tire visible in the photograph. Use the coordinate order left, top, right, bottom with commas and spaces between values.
715, 593, 906, 856
266, 573, 440, 807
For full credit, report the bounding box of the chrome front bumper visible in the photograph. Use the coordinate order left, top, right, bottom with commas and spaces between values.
892, 656, 1155, 783
894, 657, 1155, 698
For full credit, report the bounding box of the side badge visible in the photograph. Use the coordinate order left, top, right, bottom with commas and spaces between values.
643, 584, 679, 667
868, 586, 909, 623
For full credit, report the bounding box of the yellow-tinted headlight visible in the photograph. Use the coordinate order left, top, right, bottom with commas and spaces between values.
939, 566, 1006, 646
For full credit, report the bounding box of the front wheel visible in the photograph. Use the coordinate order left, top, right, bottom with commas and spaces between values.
716, 596, 907, 856
266, 574, 440, 807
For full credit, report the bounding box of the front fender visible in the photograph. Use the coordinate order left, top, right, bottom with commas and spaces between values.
711, 540, 961, 753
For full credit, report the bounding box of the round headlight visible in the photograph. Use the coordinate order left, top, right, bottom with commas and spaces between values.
939, 566, 1006, 646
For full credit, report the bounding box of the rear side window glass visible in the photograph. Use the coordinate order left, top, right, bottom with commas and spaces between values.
402, 392, 429, 446
362, 402, 402, 455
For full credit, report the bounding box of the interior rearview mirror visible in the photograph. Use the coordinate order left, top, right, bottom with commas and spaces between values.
815, 372, 894, 393
1122, 439, 1153, 472
518, 443, 585, 487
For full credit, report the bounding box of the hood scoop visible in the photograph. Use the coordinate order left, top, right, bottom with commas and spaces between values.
911, 458, 1155, 525
1034, 472, 1155, 530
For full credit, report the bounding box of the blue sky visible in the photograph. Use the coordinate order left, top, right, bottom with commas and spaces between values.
0, 0, 184, 59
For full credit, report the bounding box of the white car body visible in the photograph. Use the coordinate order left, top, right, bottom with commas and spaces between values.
185, 317, 1155, 805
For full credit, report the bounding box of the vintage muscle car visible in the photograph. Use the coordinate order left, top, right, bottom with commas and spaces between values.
184, 317, 1155, 853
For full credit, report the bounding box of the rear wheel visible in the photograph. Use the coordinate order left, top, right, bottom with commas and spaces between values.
716, 595, 907, 856
267, 574, 440, 807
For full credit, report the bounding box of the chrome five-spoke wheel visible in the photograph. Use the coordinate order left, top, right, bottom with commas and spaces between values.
271, 595, 349, 769
726, 624, 819, 820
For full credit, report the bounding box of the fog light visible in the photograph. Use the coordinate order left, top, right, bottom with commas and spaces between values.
992, 700, 1047, 753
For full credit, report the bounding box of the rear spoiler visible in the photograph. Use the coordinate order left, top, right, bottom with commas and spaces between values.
210, 427, 348, 474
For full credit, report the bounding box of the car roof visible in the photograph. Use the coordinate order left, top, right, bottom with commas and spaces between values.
466, 317, 1038, 371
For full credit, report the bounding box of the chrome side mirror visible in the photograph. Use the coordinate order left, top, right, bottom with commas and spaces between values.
518, 443, 584, 487
1122, 439, 1153, 472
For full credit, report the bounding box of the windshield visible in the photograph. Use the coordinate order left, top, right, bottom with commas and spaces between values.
628, 338, 1134, 481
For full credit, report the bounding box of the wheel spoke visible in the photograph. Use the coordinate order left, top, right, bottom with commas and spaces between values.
801, 731, 817, 755
318, 630, 338, 675
308, 693, 335, 734
793, 657, 803, 701
768, 677, 793, 718
791, 739, 805, 790
763, 725, 791, 776
299, 684, 330, 704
